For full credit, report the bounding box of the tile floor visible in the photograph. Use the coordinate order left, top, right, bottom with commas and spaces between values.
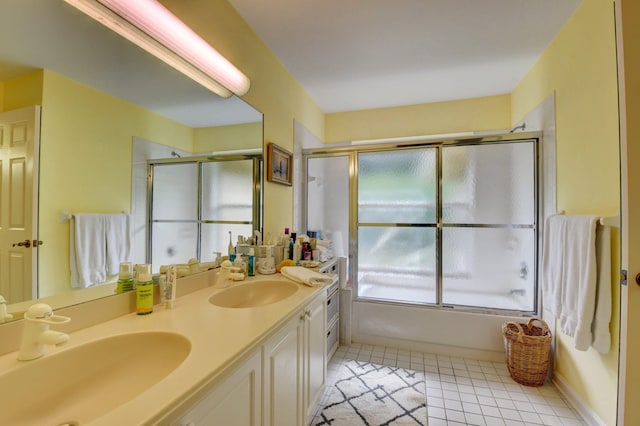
318, 343, 585, 426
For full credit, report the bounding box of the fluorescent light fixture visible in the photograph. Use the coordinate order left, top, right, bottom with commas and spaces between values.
64, 0, 250, 98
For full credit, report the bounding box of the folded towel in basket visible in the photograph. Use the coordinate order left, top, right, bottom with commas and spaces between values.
281, 266, 334, 287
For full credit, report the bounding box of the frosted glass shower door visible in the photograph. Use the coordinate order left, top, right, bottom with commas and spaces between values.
441, 142, 536, 311
201, 160, 255, 261
151, 163, 198, 270
357, 148, 437, 304
307, 155, 349, 259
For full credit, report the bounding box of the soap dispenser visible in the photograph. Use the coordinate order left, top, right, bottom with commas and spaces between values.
116, 262, 134, 294
0, 295, 13, 323
136, 264, 154, 315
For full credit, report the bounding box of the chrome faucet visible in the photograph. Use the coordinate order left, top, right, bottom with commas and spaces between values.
17, 303, 70, 361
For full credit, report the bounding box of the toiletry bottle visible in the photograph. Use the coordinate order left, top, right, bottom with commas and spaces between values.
133, 263, 143, 289
136, 264, 154, 315
228, 231, 234, 256
116, 262, 134, 294
165, 266, 177, 308
158, 274, 167, 306
293, 236, 302, 262
289, 232, 296, 260
247, 248, 256, 276
233, 252, 245, 275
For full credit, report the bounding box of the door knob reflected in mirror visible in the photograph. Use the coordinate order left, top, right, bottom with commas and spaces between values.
12, 240, 43, 248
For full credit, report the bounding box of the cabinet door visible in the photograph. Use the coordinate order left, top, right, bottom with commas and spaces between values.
262, 316, 303, 426
303, 293, 327, 424
173, 350, 262, 426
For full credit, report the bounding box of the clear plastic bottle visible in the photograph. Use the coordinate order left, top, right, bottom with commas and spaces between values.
136, 264, 154, 315
116, 262, 134, 294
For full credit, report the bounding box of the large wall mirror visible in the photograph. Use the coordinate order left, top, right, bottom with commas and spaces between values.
0, 0, 263, 321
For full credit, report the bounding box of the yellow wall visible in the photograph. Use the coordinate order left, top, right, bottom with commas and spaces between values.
325, 94, 511, 143
38, 70, 193, 297
1, 70, 43, 112
194, 121, 262, 152
161, 0, 325, 236
511, 0, 620, 424
617, 0, 640, 423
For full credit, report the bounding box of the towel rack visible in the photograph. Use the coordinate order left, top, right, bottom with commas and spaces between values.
599, 215, 619, 227
556, 210, 619, 228
59, 210, 129, 224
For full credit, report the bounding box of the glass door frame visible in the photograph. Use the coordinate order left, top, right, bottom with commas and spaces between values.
303, 131, 541, 316
146, 153, 262, 266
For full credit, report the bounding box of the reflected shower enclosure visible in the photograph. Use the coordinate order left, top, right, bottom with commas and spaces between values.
148, 156, 261, 271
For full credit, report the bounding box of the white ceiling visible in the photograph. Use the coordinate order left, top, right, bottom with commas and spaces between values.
1, 1, 582, 125
227, 0, 582, 113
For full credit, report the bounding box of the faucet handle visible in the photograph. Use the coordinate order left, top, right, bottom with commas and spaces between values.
24, 303, 71, 325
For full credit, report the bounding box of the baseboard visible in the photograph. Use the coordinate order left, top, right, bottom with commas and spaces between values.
352, 333, 505, 362
552, 372, 605, 426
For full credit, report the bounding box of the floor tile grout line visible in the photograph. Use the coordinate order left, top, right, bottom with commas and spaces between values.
320, 344, 585, 425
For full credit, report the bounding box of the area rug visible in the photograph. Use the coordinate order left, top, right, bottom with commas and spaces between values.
313, 360, 427, 426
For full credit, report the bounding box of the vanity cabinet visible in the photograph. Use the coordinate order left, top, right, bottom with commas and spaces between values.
263, 290, 327, 426
173, 349, 262, 426
173, 290, 326, 426
262, 309, 303, 426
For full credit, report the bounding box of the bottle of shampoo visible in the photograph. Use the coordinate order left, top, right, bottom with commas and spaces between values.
116, 262, 134, 294
136, 264, 154, 315
247, 248, 256, 276
289, 232, 296, 260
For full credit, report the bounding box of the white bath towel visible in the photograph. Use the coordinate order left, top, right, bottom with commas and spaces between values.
105, 213, 131, 276
542, 214, 599, 351
281, 266, 335, 287
592, 224, 612, 353
70, 213, 131, 288
542, 214, 566, 318
70, 214, 107, 288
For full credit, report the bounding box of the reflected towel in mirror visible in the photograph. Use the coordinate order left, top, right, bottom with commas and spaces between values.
281, 266, 334, 287
70, 213, 131, 288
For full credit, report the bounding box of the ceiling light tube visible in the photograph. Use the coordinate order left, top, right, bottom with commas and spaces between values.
64, 0, 250, 98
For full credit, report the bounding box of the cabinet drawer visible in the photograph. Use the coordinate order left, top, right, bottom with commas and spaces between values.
327, 289, 339, 324
327, 317, 339, 357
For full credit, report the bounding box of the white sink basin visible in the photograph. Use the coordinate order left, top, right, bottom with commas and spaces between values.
209, 280, 298, 308
0, 331, 190, 425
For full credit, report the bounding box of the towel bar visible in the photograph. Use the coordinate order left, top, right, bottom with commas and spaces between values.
59, 210, 130, 224
555, 210, 619, 228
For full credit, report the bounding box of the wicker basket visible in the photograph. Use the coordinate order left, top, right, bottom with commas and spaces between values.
502, 318, 552, 386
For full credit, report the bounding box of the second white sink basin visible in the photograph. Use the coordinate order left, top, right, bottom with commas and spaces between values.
0, 331, 190, 425
210, 280, 298, 308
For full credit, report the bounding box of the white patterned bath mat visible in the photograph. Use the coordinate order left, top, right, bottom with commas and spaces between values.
313, 360, 427, 426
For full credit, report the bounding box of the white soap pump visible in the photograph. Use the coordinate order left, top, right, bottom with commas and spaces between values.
0, 295, 13, 323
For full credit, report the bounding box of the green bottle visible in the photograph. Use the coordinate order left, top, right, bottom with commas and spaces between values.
116, 262, 134, 294
136, 264, 154, 315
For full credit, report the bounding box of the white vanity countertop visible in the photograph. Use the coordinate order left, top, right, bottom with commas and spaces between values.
0, 273, 326, 425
